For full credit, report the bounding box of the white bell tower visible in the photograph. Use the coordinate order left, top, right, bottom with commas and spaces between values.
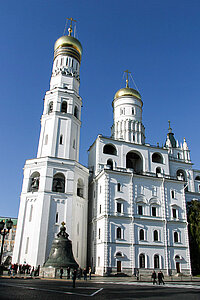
13, 19, 89, 268
111, 70, 145, 144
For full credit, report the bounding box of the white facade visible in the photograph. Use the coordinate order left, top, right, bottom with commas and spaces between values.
88, 86, 200, 276
13, 28, 89, 268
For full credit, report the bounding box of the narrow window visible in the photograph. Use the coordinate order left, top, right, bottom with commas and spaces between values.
55, 212, 58, 223
45, 134, 48, 145
77, 223, 79, 235
172, 208, 177, 218
117, 227, 121, 239
29, 205, 33, 222
74, 106, 78, 118
98, 228, 101, 239
99, 205, 101, 214
72, 60, 73, 68
25, 237, 29, 254
133, 135, 135, 142
98, 257, 100, 267
66, 57, 68, 65
154, 255, 159, 269
154, 230, 158, 241
139, 254, 145, 268
73, 139, 75, 149
61, 58, 63, 66
152, 207, 157, 217
132, 108, 134, 115
117, 202, 122, 213
174, 232, 178, 243
76, 62, 78, 70
94, 190, 95, 198
171, 190, 175, 199
139, 229, 144, 241
56, 60, 58, 67
138, 205, 143, 215
100, 186, 102, 193
59, 135, 63, 145
61, 101, 67, 113
117, 183, 121, 192
48, 102, 53, 114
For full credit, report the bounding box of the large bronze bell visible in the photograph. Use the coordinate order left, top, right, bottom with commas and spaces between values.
44, 222, 78, 269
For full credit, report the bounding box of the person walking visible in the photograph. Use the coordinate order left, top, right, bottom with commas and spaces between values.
67, 267, 70, 279
72, 269, 77, 288
60, 268, 64, 279
151, 270, 157, 285
83, 268, 87, 280
89, 267, 92, 280
158, 270, 165, 285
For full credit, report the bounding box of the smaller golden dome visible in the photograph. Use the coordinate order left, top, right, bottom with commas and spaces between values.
114, 87, 141, 100
54, 35, 82, 56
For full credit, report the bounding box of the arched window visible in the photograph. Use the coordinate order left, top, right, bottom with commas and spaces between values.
52, 173, 65, 193
132, 108, 134, 115
154, 230, 158, 241
139, 254, 145, 268
156, 167, 161, 177
116, 252, 122, 257
117, 227, 121, 239
59, 135, 63, 145
139, 229, 144, 241
61, 101, 67, 113
152, 153, 163, 164
174, 232, 178, 243
103, 144, 117, 155
154, 255, 159, 269
77, 178, 84, 198
126, 151, 143, 173
74, 106, 78, 118
29, 172, 40, 192
48, 101, 53, 114
177, 152, 181, 159
195, 176, 200, 181
176, 169, 186, 181
107, 159, 113, 170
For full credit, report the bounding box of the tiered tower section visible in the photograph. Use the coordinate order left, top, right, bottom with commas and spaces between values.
111, 73, 145, 144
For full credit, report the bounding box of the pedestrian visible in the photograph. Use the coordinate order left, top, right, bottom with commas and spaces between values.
89, 267, 92, 280
158, 270, 165, 285
72, 269, 77, 288
151, 270, 157, 285
67, 267, 70, 279
136, 268, 139, 281
77, 267, 82, 280
60, 267, 64, 279
83, 268, 87, 280
31, 267, 35, 277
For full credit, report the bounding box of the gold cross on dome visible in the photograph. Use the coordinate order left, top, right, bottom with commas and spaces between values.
61, 221, 65, 226
124, 70, 131, 88
66, 17, 77, 36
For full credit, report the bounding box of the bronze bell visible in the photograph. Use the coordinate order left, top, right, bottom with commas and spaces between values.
44, 222, 78, 269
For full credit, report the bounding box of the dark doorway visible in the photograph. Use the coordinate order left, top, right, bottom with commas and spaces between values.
117, 261, 121, 272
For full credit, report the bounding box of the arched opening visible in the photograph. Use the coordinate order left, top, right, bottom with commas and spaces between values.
77, 178, 84, 198
48, 101, 53, 114
174, 232, 178, 243
156, 167, 161, 177
117, 227, 122, 239
107, 159, 113, 170
176, 169, 186, 181
61, 101, 67, 113
154, 230, 158, 241
29, 172, 40, 192
139, 254, 145, 268
52, 173, 65, 193
195, 176, 200, 181
103, 144, 117, 155
126, 151, 143, 173
152, 153, 163, 164
139, 229, 144, 241
116, 252, 122, 257
154, 255, 159, 269
74, 106, 78, 118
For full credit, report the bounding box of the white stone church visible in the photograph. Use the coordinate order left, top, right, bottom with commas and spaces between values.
13, 23, 200, 276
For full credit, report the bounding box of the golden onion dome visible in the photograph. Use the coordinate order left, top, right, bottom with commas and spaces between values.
114, 87, 141, 100
54, 34, 82, 64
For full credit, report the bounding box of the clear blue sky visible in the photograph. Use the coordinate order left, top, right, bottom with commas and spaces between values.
1, 0, 200, 217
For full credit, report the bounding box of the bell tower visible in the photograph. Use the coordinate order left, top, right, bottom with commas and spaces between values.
111, 70, 145, 144
13, 20, 89, 269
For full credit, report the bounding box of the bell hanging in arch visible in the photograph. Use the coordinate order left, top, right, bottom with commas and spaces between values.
44, 222, 78, 269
